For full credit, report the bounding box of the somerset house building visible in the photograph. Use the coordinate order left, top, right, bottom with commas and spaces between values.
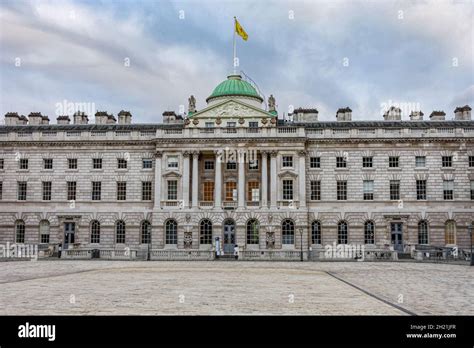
0, 74, 473, 260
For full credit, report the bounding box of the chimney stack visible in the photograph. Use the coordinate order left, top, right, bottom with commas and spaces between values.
4, 112, 20, 125
336, 107, 352, 121
73, 111, 89, 124
383, 106, 401, 121
57, 115, 71, 125
95, 111, 109, 124
28, 112, 43, 125
454, 105, 471, 120
409, 111, 424, 121
118, 110, 132, 124
429, 111, 446, 121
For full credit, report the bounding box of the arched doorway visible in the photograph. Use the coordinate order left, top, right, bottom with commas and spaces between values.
223, 219, 235, 254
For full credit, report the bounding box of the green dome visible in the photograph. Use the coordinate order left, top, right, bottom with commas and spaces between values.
206, 75, 263, 102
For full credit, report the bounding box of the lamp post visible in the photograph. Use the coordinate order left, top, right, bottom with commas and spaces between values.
299, 227, 303, 262
468, 224, 473, 266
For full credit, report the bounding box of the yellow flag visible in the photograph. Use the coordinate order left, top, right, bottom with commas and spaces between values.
235, 18, 248, 41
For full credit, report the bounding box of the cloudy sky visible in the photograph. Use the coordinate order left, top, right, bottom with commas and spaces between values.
0, 0, 472, 123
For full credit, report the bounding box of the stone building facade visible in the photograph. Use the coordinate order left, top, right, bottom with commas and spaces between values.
0, 75, 473, 260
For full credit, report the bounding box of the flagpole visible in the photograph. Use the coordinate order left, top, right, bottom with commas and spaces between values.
233, 17, 236, 75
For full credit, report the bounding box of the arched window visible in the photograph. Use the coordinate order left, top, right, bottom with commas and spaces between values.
282, 219, 294, 245
165, 220, 177, 245
200, 219, 212, 245
90, 220, 100, 244
445, 220, 456, 245
15, 220, 25, 243
39, 220, 50, 244
364, 221, 375, 244
311, 221, 321, 244
141, 220, 152, 244
115, 220, 126, 244
246, 219, 259, 244
418, 220, 429, 245
338, 221, 348, 244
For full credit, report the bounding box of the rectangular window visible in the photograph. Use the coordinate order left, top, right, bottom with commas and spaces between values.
117, 158, 127, 169
142, 181, 152, 201
248, 121, 258, 128
362, 157, 373, 168
337, 181, 347, 200
93, 158, 102, 169
67, 181, 76, 201
142, 158, 153, 169
92, 181, 101, 201
471, 181, 474, 200
226, 161, 236, 170
40, 224, 50, 244
389, 156, 399, 168
167, 180, 177, 200
0, 158, 4, 169
310, 181, 321, 201
282, 180, 293, 200
336, 156, 347, 168
443, 180, 454, 200
117, 182, 127, 201
204, 160, 214, 170
225, 181, 237, 201
68, 158, 77, 169
247, 182, 260, 201
205, 122, 214, 128
310, 157, 320, 168
203, 182, 214, 201
442, 156, 452, 168
0, 181, 2, 200
363, 180, 374, 200
249, 159, 259, 170
415, 156, 426, 167
167, 156, 178, 169
282, 156, 293, 168
42, 181, 52, 201
19, 158, 28, 170
226, 122, 236, 128
469, 156, 474, 168
390, 180, 400, 200
43, 158, 53, 170
18, 181, 27, 200
416, 180, 427, 200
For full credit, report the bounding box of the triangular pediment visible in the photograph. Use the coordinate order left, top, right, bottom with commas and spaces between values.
189, 99, 274, 119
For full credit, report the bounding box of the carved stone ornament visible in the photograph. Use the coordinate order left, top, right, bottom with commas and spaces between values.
238, 117, 245, 124
270, 117, 277, 124
184, 232, 192, 249
184, 118, 191, 125
215, 116, 222, 125
192, 118, 199, 125
261, 117, 268, 125
266, 232, 275, 249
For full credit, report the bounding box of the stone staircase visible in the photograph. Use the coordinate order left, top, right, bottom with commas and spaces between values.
216, 254, 238, 261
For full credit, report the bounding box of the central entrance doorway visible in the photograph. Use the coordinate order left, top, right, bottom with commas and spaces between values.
223, 219, 235, 254
391, 223, 403, 252
64, 222, 75, 249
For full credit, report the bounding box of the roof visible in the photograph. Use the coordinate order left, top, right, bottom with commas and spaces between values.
206, 75, 263, 103
454, 105, 472, 112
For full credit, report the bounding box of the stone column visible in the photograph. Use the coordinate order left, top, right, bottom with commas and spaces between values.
182, 151, 190, 208
192, 151, 199, 208
154, 151, 162, 209
214, 150, 222, 209
261, 151, 268, 208
270, 150, 277, 208
298, 150, 306, 208
238, 149, 246, 208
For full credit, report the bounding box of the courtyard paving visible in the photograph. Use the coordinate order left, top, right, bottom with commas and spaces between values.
0, 261, 472, 315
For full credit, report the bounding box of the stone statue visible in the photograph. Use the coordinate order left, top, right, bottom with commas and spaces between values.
188, 95, 196, 113
268, 94, 276, 111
